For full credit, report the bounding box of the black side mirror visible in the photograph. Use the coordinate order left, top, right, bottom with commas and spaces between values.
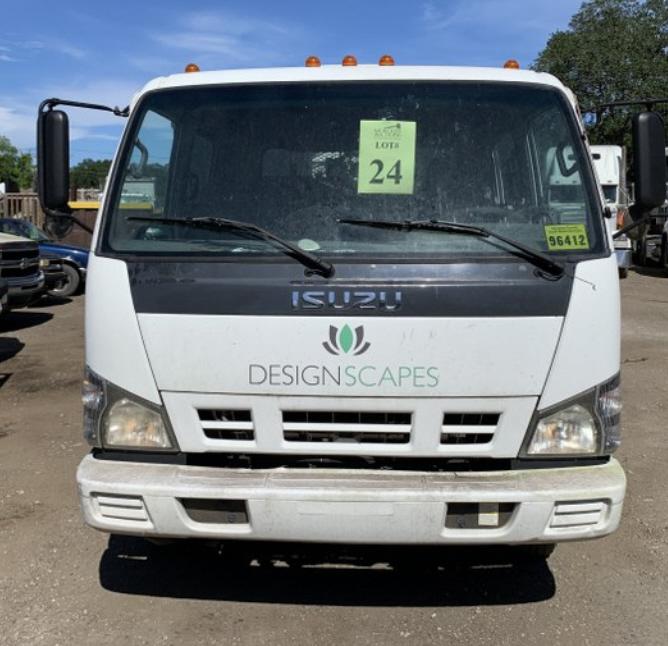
632, 111, 666, 217
37, 107, 71, 214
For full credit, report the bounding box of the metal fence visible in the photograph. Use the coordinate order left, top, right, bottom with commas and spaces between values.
0, 193, 45, 227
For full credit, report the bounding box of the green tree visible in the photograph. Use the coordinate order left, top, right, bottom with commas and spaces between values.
0, 136, 34, 191
533, 0, 668, 145
70, 158, 112, 189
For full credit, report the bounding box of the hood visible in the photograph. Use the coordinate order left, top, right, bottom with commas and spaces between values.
40, 241, 89, 254
130, 261, 573, 398
0, 232, 33, 245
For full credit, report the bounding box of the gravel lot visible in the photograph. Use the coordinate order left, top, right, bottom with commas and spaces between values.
1, 270, 667, 646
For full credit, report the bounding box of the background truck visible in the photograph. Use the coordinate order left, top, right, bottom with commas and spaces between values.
36, 58, 667, 560
590, 145, 632, 277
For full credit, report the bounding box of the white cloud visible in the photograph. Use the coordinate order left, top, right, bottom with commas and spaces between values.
0, 53, 18, 62
150, 10, 300, 65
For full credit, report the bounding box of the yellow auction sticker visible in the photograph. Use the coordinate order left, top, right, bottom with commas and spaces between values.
357, 120, 416, 195
544, 224, 590, 251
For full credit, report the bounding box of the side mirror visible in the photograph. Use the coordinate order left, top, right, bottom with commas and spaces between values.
632, 111, 666, 217
37, 107, 71, 214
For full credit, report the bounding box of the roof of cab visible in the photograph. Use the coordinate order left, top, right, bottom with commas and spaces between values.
132, 64, 568, 109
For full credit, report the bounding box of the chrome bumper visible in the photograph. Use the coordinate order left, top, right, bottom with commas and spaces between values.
77, 455, 626, 545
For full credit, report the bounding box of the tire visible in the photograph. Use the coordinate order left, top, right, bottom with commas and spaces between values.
633, 238, 647, 267
618, 267, 629, 279
660, 236, 668, 270
47, 264, 81, 298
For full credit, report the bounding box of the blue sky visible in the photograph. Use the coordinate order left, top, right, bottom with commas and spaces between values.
1, 0, 582, 164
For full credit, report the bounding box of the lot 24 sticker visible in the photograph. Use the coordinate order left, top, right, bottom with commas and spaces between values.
357, 120, 416, 195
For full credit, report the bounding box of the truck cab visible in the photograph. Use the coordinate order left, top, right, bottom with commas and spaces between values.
36, 60, 666, 555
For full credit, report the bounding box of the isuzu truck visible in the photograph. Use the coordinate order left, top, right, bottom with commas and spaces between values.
37, 57, 667, 557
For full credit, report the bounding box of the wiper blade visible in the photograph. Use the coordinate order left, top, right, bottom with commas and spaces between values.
338, 218, 564, 278
127, 216, 334, 278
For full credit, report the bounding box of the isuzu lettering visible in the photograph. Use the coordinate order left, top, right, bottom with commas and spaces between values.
36, 58, 667, 556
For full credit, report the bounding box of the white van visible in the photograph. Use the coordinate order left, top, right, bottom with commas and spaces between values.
36, 59, 666, 557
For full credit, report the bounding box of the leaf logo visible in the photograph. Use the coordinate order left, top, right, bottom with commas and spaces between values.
323, 324, 371, 356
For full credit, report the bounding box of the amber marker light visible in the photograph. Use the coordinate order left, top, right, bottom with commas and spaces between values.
184, 63, 200, 73
379, 54, 395, 66
342, 55, 358, 66
503, 59, 521, 70
305, 55, 321, 67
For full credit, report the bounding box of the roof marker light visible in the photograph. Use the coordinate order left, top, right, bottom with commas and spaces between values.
342, 55, 358, 66
503, 59, 520, 70
305, 55, 321, 67
379, 54, 395, 66
184, 63, 200, 73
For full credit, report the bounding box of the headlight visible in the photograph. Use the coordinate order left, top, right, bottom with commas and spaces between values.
103, 398, 171, 449
81, 367, 176, 451
523, 374, 621, 457
39, 258, 51, 268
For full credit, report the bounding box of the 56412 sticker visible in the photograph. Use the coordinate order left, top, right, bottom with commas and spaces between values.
544, 224, 590, 251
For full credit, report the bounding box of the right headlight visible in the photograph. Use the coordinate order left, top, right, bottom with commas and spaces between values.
523, 374, 621, 457
82, 367, 177, 451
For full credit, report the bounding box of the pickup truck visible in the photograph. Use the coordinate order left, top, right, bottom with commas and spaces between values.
0, 232, 44, 310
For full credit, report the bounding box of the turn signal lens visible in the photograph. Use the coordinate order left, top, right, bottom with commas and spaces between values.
342, 55, 358, 66
503, 59, 520, 69
305, 55, 321, 67
184, 63, 200, 73
616, 208, 627, 230
379, 54, 395, 66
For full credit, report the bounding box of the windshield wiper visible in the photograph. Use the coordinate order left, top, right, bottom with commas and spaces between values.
338, 218, 565, 278
127, 216, 334, 278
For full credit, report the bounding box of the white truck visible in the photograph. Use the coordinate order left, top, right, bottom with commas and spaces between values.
590, 145, 632, 277
36, 58, 667, 558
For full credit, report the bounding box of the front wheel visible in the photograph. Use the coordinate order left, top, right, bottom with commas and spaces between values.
47, 264, 81, 298
618, 267, 629, 279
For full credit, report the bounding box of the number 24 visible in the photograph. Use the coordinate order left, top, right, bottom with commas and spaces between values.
369, 159, 403, 185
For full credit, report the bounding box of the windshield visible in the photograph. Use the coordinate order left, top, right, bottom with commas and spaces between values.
601, 185, 618, 204
0, 218, 49, 242
103, 82, 605, 260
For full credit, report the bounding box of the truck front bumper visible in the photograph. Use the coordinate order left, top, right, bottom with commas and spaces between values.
77, 455, 625, 545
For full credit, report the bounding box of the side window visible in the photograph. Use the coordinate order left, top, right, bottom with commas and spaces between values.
120, 111, 174, 212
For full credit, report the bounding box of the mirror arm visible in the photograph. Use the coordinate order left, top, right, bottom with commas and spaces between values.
612, 212, 650, 239
44, 209, 94, 235
38, 98, 129, 118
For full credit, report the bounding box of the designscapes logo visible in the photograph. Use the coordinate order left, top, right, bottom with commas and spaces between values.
323, 324, 370, 356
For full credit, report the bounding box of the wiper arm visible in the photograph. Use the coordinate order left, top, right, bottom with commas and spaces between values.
338, 218, 564, 278
127, 216, 334, 278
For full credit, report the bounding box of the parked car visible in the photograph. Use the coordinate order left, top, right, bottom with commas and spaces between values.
0, 232, 44, 309
0, 218, 88, 297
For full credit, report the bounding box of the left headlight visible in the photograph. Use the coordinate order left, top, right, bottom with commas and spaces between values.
39, 258, 51, 268
82, 367, 177, 451
523, 374, 621, 457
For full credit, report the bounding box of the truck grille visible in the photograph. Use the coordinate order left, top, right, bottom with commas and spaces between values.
282, 411, 411, 444
198, 409, 254, 440
441, 413, 500, 445
0, 242, 40, 280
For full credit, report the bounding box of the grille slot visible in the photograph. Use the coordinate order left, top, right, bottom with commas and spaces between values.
441, 412, 500, 445
93, 493, 150, 523
282, 411, 411, 444
198, 409, 254, 440
550, 500, 607, 529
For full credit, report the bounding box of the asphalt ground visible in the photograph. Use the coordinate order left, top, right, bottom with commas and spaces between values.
1, 269, 667, 646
